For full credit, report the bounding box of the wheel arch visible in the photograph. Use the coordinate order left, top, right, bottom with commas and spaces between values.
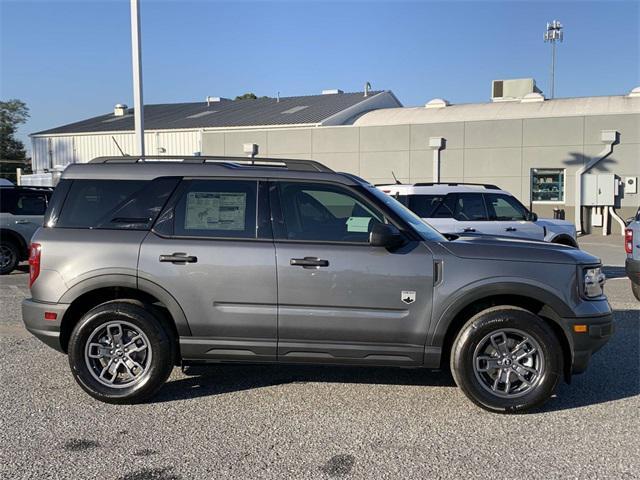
550, 233, 578, 248
433, 283, 574, 381
0, 227, 28, 259
58, 275, 191, 357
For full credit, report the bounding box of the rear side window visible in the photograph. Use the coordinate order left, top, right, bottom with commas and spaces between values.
172, 179, 257, 239
54, 178, 179, 230
406, 195, 445, 218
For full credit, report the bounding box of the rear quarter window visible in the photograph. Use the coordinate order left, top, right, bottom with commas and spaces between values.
51, 178, 179, 230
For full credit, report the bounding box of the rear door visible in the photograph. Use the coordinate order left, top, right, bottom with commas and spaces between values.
271, 181, 434, 366
2, 189, 49, 242
138, 178, 278, 362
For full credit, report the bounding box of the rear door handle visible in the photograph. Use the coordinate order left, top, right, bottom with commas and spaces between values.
15, 220, 30, 225
159, 252, 198, 264
505, 227, 517, 232
463, 227, 476, 232
290, 257, 329, 268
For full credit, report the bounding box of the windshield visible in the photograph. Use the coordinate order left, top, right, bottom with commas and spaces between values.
366, 186, 446, 242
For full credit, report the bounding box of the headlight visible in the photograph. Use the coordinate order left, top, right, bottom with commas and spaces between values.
583, 267, 606, 298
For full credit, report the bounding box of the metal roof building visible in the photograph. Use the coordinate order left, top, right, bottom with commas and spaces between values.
30, 90, 401, 172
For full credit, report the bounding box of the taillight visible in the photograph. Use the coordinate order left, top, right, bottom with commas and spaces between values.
28, 243, 41, 288
625, 229, 633, 254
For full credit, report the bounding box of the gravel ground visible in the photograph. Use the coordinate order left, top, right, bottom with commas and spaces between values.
1, 238, 638, 480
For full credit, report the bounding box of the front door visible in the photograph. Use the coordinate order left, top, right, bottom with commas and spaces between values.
271, 181, 434, 366
482, 193, 544, 240
138, 178, 278, 362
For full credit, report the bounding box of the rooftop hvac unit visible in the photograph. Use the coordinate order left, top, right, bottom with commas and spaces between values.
491, 78, 542, 102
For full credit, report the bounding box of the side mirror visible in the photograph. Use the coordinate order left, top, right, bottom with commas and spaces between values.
370, 223, 405, 249
527, 212, 538, 222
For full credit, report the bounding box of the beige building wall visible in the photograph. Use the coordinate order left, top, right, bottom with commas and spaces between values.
201, 112, 640, 220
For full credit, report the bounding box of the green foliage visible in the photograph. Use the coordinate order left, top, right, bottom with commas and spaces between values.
1, 99, 29, 161
235, 93, 258, 100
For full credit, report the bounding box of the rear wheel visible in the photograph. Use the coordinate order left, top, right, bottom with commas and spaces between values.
632, 282, 640, 302
0, 240, 20, 275
451, 306, 563, 413
67, 300, 175, 404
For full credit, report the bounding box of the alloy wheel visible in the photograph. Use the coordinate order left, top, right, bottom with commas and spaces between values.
84, 321, 152, 389
472, 328, 545, 398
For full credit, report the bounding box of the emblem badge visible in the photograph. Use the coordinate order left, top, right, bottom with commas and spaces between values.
401, 291, 416, 304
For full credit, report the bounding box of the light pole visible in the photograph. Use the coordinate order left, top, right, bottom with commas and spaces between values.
544, 20, 563, 99
130, 0, 145, 156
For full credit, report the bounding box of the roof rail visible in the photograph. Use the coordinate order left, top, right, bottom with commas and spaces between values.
413, 182, 501, 190
89, 155, 333, 173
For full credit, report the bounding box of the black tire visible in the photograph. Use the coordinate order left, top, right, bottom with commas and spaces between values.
552, 236, 578, 248
68, 300, 176, 404
0, 240, 20, 275
632, 282, 640, 302
450, 306, 563, 413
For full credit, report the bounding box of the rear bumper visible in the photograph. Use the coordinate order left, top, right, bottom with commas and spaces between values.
22, 298, 69, 353
626, 258, 640, 286
567, 313, 614, 374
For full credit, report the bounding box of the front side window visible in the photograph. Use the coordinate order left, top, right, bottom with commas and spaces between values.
484, 194, 528, 221
452, 193, 488, 221
275, 182, 384, 243
531, 168, 565, 202
173, 179, 257, 238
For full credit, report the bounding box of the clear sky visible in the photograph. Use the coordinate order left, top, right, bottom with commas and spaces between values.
1, 0, 639, 152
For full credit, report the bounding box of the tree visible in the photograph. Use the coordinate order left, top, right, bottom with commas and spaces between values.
0, 99, 29, 160
235, 92, 258, 100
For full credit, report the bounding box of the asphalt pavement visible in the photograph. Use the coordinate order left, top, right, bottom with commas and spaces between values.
0, 236, 638, 480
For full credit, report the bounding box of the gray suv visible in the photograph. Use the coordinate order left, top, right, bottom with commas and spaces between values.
22, 156, 613, 412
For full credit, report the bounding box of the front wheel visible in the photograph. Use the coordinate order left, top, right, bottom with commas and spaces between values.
451, 306, 563, 413
68, 300, 176, 404
632, 282, 640, 302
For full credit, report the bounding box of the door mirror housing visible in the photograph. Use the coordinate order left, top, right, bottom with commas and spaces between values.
526, 212, 538, 222
369, 223, 405, 249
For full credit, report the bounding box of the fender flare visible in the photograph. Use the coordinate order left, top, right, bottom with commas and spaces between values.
59, 274, 192, 336
430, 279, 574, 348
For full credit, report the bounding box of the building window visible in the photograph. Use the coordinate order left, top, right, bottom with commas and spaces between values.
531, 168, 565, 202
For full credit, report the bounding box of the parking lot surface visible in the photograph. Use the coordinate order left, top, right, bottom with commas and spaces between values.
1, 236, 638, 480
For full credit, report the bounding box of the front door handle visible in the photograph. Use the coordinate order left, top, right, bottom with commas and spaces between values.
159, 252, 198, 264
505, 227, 517, 232
463, 227, 476, 232
290, 257, 329, 268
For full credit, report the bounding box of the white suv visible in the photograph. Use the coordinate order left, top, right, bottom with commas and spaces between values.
378, 183, 578, 247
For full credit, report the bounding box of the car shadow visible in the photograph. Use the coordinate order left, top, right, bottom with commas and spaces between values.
153, 308, 638, 411
603, 265, 627, 279
154, 363, 456, 403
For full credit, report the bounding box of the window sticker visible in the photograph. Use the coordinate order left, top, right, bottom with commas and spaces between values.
346, 216, 371, 233
185, 192, 246, 230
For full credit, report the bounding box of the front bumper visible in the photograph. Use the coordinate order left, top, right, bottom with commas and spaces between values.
22, 298, 69, 353
626, 258, 640, 286
566, 313, 614, 374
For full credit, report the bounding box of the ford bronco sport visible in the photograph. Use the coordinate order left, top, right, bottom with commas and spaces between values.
22, 156, 613, 412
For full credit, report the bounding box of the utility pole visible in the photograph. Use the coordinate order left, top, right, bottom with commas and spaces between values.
544, 20, 563, 99
130, 0, 145, 156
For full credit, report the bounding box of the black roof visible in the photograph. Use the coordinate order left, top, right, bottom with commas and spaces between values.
33, 91, 386, 135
